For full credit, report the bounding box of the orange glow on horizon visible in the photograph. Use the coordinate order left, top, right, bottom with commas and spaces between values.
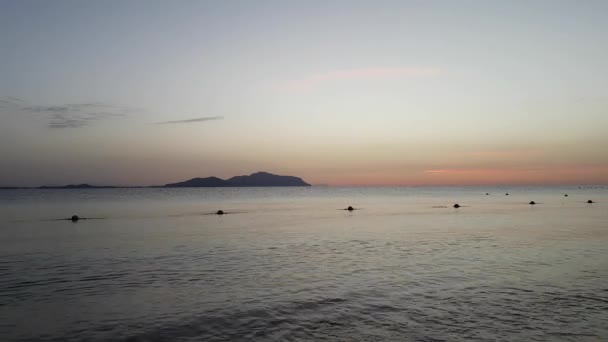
309, 165, 608, 186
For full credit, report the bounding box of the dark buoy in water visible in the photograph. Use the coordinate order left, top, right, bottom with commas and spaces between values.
71, 215, 79, 222
529, 201, 536, 205
453, 203, 460, 208
587, 200, 594, 204
347, 206, 354, 211
486, 193, 490, 195
505, 193, 509, 196
216, 210, 224, 215
564, 194, 568, 197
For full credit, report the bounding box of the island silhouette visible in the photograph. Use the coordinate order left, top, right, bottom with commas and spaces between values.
1, 172, 311, 189
164, 172, 310, 187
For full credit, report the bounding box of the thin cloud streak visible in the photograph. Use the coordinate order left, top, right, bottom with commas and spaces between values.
286, 67, 441, 91
155, 116, 224, 125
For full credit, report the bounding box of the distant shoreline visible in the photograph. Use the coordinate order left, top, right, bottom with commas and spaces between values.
0, 171, 311, 189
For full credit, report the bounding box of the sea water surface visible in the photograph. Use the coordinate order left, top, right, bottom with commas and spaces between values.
1, 186, 607, 341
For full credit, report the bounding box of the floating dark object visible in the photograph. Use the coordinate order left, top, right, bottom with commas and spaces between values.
486, 193, 490, 195
529, 201, 536, 205
453, 204, 460, 208
564, 194, 568, 197
505, 193, 509, 196
216, 210, 224, 215
54, 216, 103, 222
347, 206, 354, 211
587, 200, 594, 204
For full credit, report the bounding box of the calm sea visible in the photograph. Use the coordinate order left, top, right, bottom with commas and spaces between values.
1, 186, 607, 341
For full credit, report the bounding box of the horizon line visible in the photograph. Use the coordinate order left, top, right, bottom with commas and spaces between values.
2, 183, 608, 189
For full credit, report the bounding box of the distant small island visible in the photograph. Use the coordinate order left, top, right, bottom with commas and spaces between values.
39, 184, 117, 189
0, 172, 311, 189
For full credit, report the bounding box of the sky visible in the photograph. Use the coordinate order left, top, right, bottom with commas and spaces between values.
1, 0, 607, 186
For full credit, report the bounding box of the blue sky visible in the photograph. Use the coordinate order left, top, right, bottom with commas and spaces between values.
1, 0, 607, 186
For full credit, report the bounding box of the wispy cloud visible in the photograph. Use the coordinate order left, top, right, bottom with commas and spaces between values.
1, 100, 133, 128
155, 116, 224, 125
0, 96, 25, 108
2, 97, 220, 128
285, 67, 441, 91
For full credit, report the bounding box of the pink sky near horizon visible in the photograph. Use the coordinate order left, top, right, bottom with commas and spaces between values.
314, 166, 608, 186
